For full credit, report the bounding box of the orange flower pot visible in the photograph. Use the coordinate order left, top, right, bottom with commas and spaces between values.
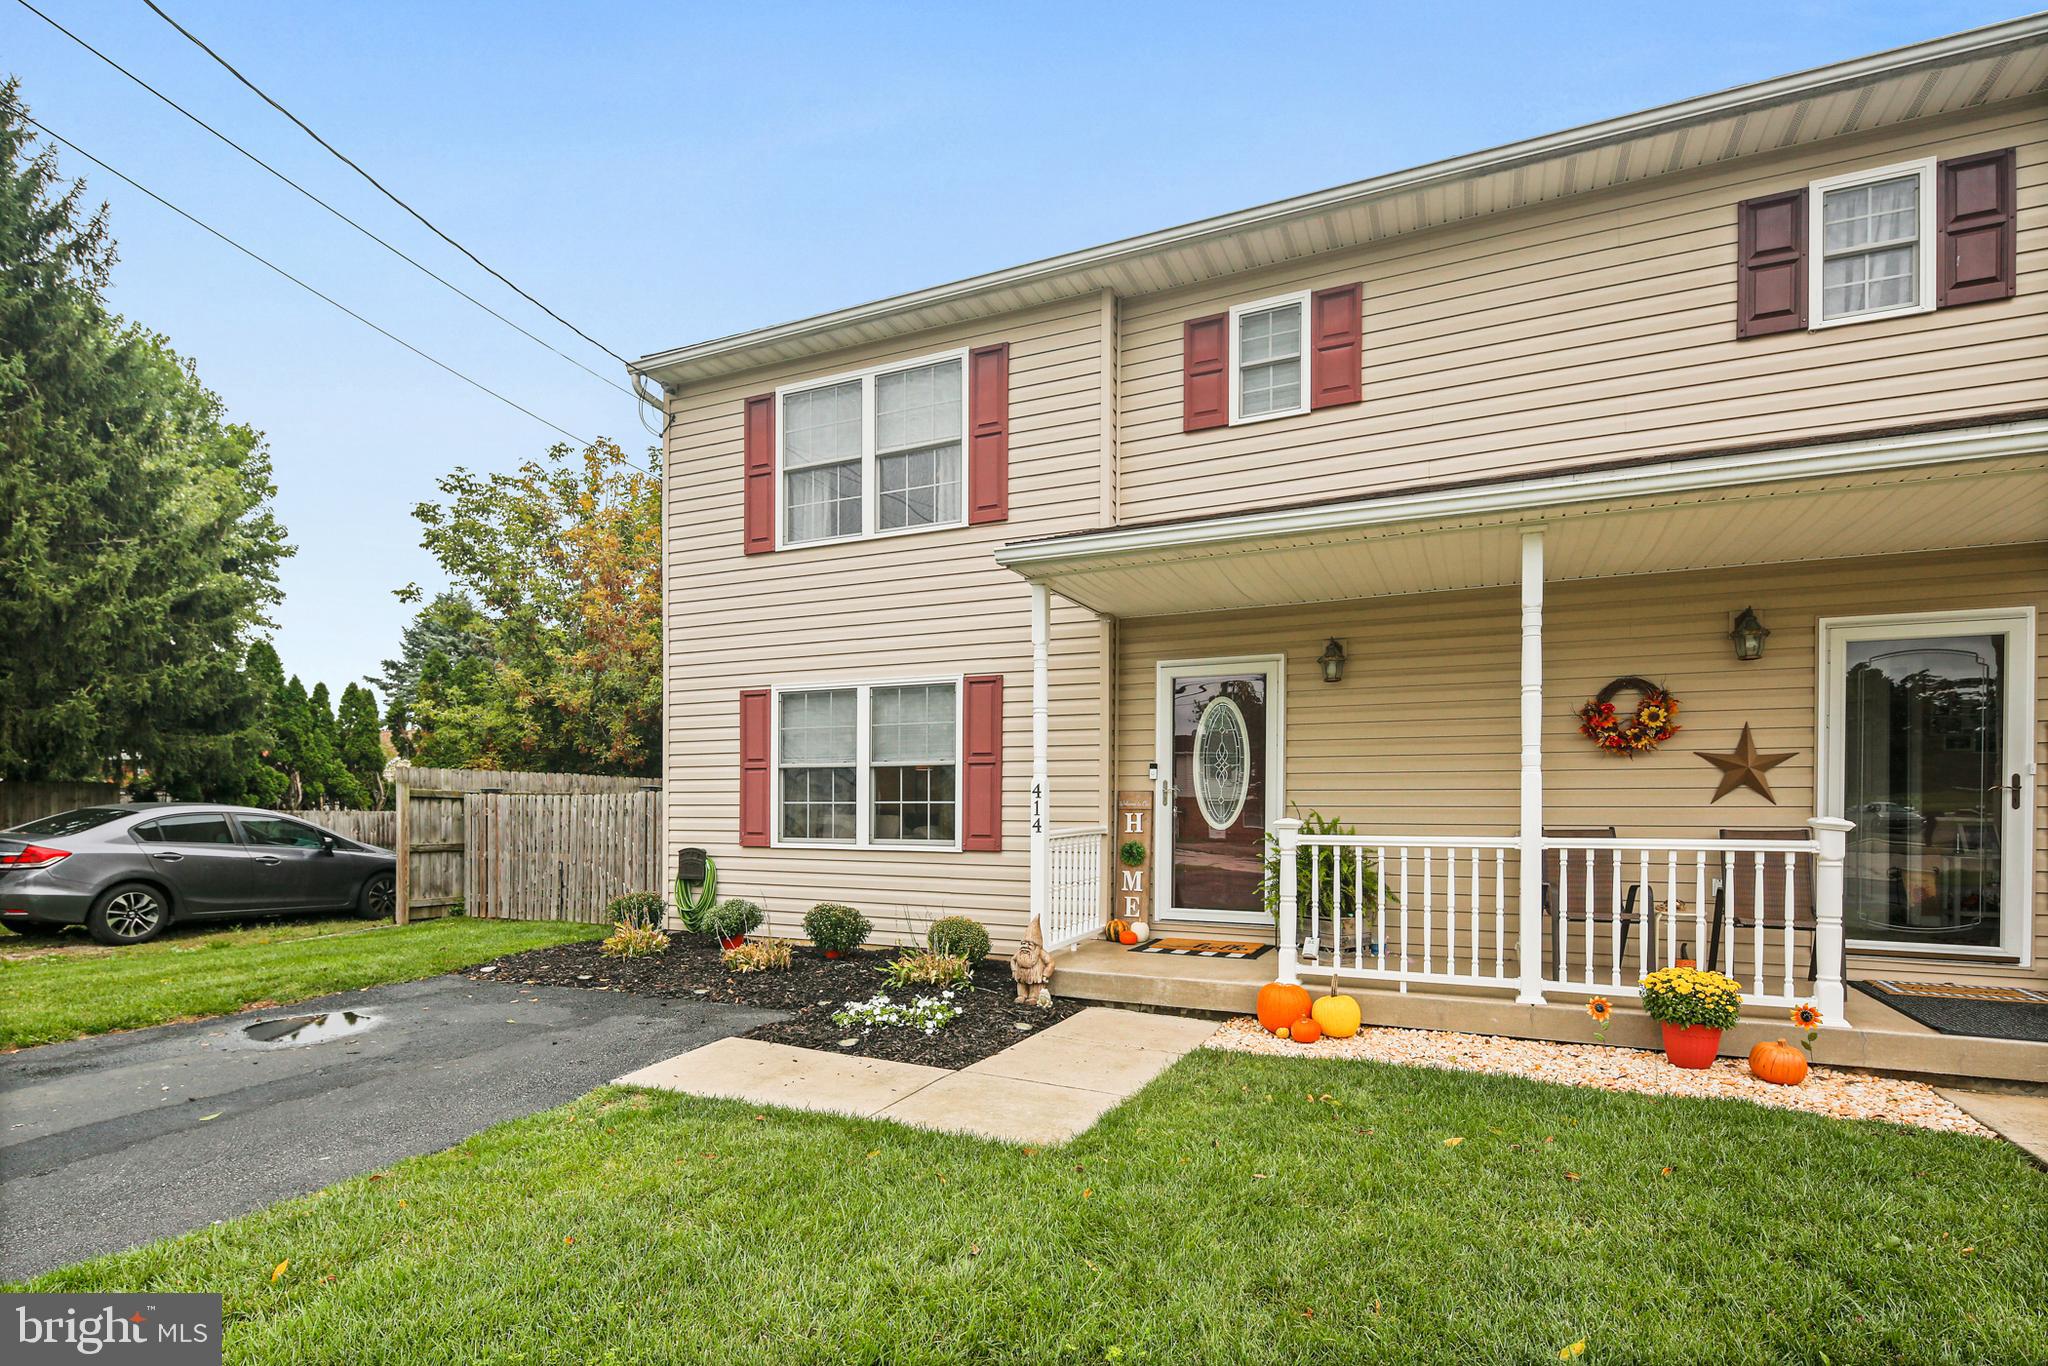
1660, 1023, 1721, 1069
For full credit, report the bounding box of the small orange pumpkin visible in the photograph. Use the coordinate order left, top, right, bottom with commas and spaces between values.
1256, 981, 1313, 1034
1748, 1038, 1808, 1087
1118, 928, 1139, 945
1291, 1016, 1323, 1044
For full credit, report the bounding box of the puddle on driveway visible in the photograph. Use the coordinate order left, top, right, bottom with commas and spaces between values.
240, 1011, 378, 1046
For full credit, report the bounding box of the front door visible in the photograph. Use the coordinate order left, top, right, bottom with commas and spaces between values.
1156, 657, 1283, 925
1821, 610, 2035, 960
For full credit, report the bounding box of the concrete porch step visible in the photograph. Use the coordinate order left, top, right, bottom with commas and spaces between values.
1050, 940, 2048, 1087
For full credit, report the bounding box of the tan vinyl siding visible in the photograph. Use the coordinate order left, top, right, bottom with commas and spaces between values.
1116, 545, 2048, 987
665, 297, 1108, 952
1115, 100, 2048, 525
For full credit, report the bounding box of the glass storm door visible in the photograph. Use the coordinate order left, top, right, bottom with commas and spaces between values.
1158, 660, 1281, 923
1823, 613, 2033, 958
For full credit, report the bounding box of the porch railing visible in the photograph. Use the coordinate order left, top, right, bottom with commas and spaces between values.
1276, 818, 1850, 1026
1043, 826, 1108, 951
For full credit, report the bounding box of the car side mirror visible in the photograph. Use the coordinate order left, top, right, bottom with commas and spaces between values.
320, 834, 337, 855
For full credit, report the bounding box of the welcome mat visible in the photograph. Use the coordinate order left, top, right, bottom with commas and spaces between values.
1133, 938, 1271, 960
1852, 981, 2048, 1042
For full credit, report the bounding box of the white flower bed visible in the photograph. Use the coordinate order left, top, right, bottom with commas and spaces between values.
832, 991, 961, 1036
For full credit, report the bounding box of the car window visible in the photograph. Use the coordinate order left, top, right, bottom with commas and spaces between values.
132, 814, 238, 846
238, 816, 328, 849
8, 807, 130, 837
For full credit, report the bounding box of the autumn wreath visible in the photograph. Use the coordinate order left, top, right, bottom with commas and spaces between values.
1576, 676, 1681, 756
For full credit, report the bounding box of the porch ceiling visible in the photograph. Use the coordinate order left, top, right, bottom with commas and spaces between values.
994, 423, 2048, 618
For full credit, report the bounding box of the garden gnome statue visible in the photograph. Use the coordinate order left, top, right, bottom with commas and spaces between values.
1011, 915, 1055, 1007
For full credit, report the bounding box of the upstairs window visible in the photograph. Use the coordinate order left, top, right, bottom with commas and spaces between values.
778, 352, 966, 546
1229, 293, 1308, 423
1810, 159, 1934, 327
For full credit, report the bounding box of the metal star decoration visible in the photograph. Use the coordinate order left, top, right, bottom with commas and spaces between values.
1693, 724, 1796, 804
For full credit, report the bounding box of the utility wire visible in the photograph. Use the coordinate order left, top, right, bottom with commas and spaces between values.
21, 114, 589, 445
144, 0, 634, 370
13, 0, 637, 400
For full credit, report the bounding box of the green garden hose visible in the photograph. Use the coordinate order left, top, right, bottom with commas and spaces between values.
674, 856, 718, 930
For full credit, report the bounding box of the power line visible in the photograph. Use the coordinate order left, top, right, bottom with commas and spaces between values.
12, 0, 636, 399
20, 114, 590, 445
143, 0, 634, 370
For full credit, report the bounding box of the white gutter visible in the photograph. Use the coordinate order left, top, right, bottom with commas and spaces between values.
992, 419, 2048, 573
636, 13, 2048, 379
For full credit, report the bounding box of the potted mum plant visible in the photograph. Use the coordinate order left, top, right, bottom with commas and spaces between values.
1638, 965, 1743, 1069
705, 898, 764, 951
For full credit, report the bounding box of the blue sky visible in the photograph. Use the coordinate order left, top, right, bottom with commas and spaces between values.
6, 1, 2027, 697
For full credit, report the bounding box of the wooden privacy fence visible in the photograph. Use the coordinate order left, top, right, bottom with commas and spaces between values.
464, 791, 663, 922
0, 781, 119, 828
305, 809, 398, 849
387, 762, 657, 922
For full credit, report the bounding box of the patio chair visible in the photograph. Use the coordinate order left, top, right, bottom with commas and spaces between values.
1541, 827, 1656, 979
1704, 828, 1819, 981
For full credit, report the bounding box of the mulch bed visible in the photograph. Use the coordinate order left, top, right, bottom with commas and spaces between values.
461, 932, 1084, 1069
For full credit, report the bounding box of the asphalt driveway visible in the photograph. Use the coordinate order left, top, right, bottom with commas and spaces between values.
0, 975, 778, 1279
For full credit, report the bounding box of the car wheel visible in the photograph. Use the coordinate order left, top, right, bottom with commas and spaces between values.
86, 883, 170, 946
357, 872, 396, 921
1, 920, 65, 938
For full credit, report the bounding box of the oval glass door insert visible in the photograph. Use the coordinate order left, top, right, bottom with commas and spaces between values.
1193, 697, 1251, 830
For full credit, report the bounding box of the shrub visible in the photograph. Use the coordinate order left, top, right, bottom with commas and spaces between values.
881, 949, 970, 990
1639, 966, 1743, 1030
705, 898, 765, 940
1256, 808, 1384, 924
927, 915, 991, 965
600, 924, 669, 959
832, 991, 962, 1036
1118, 839, 1148, 868
721, 937, 793, 973
605, 892, 667, 931
803, 902, 871, 956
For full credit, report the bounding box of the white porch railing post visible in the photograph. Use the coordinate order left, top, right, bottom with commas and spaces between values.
1515, 530, 1547, 1005
1029, 583, 1051, 933
1807, 816, 1854, 1028
1274, 816, 1302, 985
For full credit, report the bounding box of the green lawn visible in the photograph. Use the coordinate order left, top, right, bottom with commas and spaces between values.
19, 1050, 2044, 1364
0, 916, 602, 1049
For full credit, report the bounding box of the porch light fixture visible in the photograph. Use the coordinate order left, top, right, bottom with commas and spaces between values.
1318, 637, 1347, 683
1728, 607, 1770, 662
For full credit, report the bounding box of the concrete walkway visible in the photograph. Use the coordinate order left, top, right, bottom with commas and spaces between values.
616, 1006, 1216, 1144
1938, 1088, 2048, 1168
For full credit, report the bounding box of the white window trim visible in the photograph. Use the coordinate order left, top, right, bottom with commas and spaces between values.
773, 347, 971, 550
1226, 291, 1311, 426
1815, 606, 2035, 965
1806, 157, 1936, 331
769, 675, 966, 851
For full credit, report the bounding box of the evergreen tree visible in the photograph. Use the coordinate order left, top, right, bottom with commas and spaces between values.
336, 683, 387, 808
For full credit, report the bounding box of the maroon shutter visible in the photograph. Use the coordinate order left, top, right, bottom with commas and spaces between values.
1938, 148, 2017, 307
738, 689, 770, 847
967, 343, 1010, 524
960, 674, 1003, 851
1736, 190, 1806, 338
742, 394, 775, 555
1182, 313, 1229, 431
1308, 283, 1363, 408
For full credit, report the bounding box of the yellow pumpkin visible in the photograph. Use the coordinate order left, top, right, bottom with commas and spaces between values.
1312, 992, 1362, 1040
1275, 1025, 1291, 1040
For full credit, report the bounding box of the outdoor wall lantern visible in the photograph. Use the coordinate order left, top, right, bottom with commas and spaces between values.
1318, 637, 1348, 683
1728, 607, 1770, 662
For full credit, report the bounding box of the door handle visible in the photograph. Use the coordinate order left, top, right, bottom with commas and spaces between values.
1987, 774, 2021, 810
254, 855, 281, 866
149, 851, 183, 863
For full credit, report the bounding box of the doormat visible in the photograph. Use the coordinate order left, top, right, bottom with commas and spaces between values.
1863, 980, 2048, 1003
1133, 938, 1271, 960
1852, 981, 2048, 1042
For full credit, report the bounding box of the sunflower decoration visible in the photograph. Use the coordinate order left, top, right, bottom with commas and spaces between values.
1577, 676, 1682, 757
1586, 996, 1614, 1043
1790, 1002, 1823, 1056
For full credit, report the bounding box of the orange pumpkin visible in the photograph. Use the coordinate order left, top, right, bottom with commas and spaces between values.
1748, 1038, 1808, 1087
1255, 981, 1313, 1034
1119, 928, 1139, 945
1291, 1017, 1323, 1044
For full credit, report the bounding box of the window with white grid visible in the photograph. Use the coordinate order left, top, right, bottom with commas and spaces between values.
1231, 295, 1307, 422
777, 352, 966, 546
777, 688, 855, 841
1810, 160, 1934, 327
876, 360, 963, 531
774, 680, 961, 848
869, 682, 957, 843
781, 381, 862, 544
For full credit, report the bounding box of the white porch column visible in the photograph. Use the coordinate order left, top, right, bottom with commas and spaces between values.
1807, 816, 1854, 1028
1028, 582, 1051, 931
1515, 530, 1547, 1005
1274, 816, 1302, 984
